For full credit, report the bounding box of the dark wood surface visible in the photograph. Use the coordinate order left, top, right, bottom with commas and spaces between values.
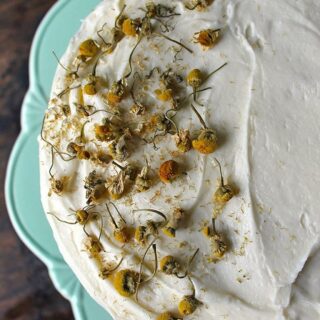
0, 1, 74, 319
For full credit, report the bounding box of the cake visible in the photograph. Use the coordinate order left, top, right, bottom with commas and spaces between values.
39, 0, 320, 319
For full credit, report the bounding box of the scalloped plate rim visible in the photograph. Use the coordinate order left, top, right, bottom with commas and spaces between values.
5, 1, 110, 319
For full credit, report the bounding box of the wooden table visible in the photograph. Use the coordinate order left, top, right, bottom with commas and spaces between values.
0, 1, 74, 319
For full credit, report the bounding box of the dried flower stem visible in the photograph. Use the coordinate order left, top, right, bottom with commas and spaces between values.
191, 104, 207, 129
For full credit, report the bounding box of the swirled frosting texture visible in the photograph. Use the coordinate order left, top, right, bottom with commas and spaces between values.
40, 0, 320, 319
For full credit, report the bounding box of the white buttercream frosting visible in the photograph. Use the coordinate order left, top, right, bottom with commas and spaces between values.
39, 0, 320, 319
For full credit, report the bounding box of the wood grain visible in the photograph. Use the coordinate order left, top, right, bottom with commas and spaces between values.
0, 1, 74, 319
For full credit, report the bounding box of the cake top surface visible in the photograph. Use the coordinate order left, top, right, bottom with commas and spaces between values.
40, 0, 320, 319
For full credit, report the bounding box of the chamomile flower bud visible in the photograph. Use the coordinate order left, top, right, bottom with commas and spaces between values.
159, 160, 179, 183
178, 295, 201, 316
106, 80, 126, 107
75, 209, 89, 225
78, 39, 99, 60
214, 184, 234, 204
211, 233, 227, 260
114, 227, 131, 244
187, 69, 203, 88
192, 128, 218, 154
113, 269, 140, 297
122, 18, 140, 37
191, 104, 218, 154
213, 158, 234, 204
85, 236, 104, 256
155, 88, 174, 102
194, 29, 220, 50
50, 178, 64, 195
160, 256, 180, 275
106, 203, 132, 243
135, 225, 148, 245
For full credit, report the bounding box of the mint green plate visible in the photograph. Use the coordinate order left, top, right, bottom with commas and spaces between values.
5, 1, 111, 319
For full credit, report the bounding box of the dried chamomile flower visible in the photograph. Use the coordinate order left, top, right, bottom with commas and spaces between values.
162, 207, 184, 238
156, 312, 181, 320
114, 269, 140, 297
187, 63, 227, 105
186, 0, 214, 11
162, 109, 191, 153
65, 205, 97, 226
78, 39, 100, 62
114, 240, 157, 299
186, 69, 205, 106
191, 104, 218, 154
135, 221, 159, 246
203, 219, 227, 260
135, 165, 152, 192
194, 28, 221, 50
107, 171, 126, 200
106, 160, 136, 200
161, 248, 199, 279
160, 255, 180, 275
84, 170, 106, 204
47, 147, 70, 196
47, 206, 99, 235
178, 294, 201, 316
94, 118, 120, 142
133, 209, 167, 245
192, 128, 218, 154
174, 129, 192, 153
187, 69, 203, 89
83, 74, 101, 96
106, 80, 126, 107
49, 178, 64, 196
159, 160, 179, 183
108, 130, 131, 162
106, 203, 131, 244
113, 161, 138, 181
85, 235, 104, 257
135, 225, 148, 246
213, 158, 234, 205
99, 257, 124, 279
67, 142, 91, 160
75, 209, 90, 225
155, 88, 174, 102
211, 232, 227, 260
84, 171, 104, 191
155, 69, 182, 108
178, 277, 202, 316
122, 18, 141, 37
